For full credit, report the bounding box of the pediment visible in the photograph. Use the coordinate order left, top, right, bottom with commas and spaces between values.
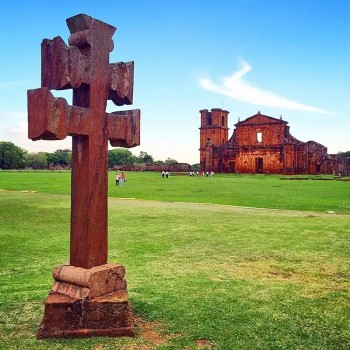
236, 113, 287, 126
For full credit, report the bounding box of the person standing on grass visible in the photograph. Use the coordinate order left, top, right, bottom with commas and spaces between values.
115, 172, 120, 186
120, 172, 126, 187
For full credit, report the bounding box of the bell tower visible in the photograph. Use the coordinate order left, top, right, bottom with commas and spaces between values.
199, 108, 229, 172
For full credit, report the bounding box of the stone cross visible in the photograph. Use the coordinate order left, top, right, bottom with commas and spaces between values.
28, 14, 140, 269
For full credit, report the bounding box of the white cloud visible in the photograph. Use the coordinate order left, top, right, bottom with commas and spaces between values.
0, 111, 27, 121
199, 60, 333, 115
1, 120, 71, 152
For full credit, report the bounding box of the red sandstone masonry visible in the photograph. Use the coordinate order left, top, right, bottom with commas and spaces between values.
200, 109, 349, 175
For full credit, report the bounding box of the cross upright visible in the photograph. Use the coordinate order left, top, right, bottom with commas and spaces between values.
28, 14, 140, 269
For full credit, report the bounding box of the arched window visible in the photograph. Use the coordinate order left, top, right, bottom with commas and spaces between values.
207, 116, 212, 126
222, 116, 225, 126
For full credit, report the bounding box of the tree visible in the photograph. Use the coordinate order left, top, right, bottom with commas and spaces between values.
138, 151, 154, 164
108, 148, 137, 168
47, 149, 72, 166
0, 141, 27, 169
26, 152, 48, 169
191, 163, 200, 171
164, 157, 178, 165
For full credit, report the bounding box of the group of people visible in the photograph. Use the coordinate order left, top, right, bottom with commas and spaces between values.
160, 170, 215, 178
115, 172, 126, 187
161, 171, 169, 178
190, 171, 215, 177
115, 171, 215, 186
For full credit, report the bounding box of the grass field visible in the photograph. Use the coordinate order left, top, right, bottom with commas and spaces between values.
0, 171, 349, 349
1, 171, 350, 213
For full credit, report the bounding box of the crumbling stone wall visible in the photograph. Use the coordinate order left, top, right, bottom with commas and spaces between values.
200, 110, 349, 175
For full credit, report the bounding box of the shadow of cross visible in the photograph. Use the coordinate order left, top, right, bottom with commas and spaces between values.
27, 14, 140, 269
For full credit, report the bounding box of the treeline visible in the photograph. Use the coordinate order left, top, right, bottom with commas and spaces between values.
0, 141, 200, 170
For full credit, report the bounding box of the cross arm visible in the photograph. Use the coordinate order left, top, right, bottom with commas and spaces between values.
28, 87, 139, 146
107, 109, 140, 148
41, 35, 135, 109
28, 88, 69, 140
41, 36, 90, 90
108, 62, 135, 106
28, 88, 89, 141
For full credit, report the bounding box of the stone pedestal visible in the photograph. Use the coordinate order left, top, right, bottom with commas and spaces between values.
37, 263, 135, 339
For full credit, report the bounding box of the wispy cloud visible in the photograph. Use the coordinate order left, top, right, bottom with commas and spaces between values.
199, 60, 332, 115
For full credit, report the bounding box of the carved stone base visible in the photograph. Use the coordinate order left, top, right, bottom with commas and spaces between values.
37, 263, 135, 339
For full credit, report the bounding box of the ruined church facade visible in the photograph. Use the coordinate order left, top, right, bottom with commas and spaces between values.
199, 108, 349, 175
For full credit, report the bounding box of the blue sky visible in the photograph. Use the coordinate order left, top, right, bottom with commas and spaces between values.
1, 0, 349, 164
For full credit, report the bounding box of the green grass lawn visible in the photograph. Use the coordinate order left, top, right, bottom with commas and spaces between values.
0, 171, 349, 349
1, 171, 350, 213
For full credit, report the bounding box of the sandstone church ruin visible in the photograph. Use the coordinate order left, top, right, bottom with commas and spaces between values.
200, 109, 349, 175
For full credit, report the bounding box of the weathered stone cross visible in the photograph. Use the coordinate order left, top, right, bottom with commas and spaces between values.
27, 14, 140, 338
28, 14, 140, 269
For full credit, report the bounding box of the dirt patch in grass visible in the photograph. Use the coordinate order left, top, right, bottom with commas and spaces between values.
195, 339, 216, 348
0, 189, 37, 193
113, 198, 349, 219
121, 315, 172, 349
209, 258, 350, 297
181, 339, 216, 350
